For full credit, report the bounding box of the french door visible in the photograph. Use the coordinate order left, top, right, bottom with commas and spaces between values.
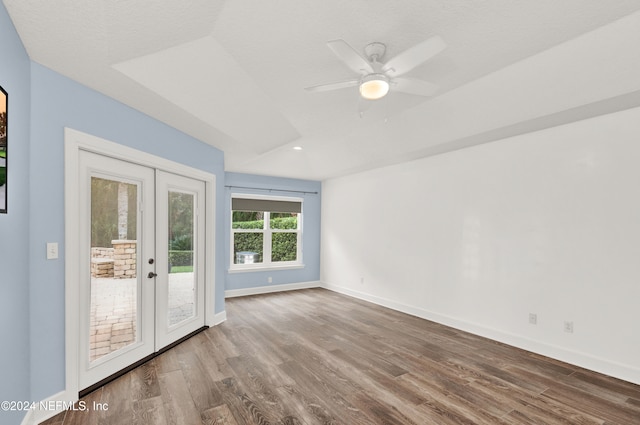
78, 151, 205, 390
155, 170, 206, 349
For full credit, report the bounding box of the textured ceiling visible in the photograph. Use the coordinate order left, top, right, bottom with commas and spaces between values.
4, 0, 640, 180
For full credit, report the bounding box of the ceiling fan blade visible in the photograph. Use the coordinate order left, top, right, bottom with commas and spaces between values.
305, 79, 359, 93
382, 36, 446, 77
392, 77, 439, 96
327, 39, 374, 75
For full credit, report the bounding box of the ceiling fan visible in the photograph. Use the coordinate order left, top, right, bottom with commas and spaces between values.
305, 36, 446, 103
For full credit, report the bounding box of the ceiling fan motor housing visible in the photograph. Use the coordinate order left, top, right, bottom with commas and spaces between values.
360, 43, 390, 99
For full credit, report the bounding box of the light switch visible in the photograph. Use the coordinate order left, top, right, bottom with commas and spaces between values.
47, 242, 58, 260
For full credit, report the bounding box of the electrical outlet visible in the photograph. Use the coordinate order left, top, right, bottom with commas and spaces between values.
529, 313, 537, 325
564, 321, 574, 333
360, 277, 365, 285
267, 276, 273, 283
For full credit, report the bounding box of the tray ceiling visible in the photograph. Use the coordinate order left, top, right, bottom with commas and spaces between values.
5, 0, 640, 180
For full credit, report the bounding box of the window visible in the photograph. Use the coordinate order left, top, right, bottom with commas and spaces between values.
230, 195, 303, 270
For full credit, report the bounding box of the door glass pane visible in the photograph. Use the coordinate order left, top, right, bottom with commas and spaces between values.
90, 177, 138, 362
168, 191, 196, 326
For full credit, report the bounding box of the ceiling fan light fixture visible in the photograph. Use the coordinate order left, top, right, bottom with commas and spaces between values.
359, 74, 390, 100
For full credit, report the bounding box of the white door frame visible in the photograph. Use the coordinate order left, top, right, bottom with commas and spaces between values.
63, 128, 216, 405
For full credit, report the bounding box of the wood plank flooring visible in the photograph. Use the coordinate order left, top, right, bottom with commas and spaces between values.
41, 288, 640, 424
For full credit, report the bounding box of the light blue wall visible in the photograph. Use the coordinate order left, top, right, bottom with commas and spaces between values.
0, 4, 32, 425
225, 172, 321, 291
28, 63, 226, 402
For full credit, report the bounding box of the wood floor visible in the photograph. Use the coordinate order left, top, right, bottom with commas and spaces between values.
41, 288, 640, 424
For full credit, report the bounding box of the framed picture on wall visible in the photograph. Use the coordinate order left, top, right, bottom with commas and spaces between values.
0, 84, 7, 213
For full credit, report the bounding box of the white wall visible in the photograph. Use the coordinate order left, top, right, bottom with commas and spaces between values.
321, 106, 640, 385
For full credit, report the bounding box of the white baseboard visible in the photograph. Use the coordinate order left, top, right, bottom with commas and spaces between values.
225, 281, 321, 298
212, 310, 227, 325
321, 281, 640, 386
21, 389, 77, 425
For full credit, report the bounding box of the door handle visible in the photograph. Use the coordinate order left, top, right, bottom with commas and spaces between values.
147, 271, 158, 279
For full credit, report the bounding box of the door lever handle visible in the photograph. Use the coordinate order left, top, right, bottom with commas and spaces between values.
147, 271, 158, 279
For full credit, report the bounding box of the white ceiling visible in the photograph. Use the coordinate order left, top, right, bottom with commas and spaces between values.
5, 1, 640, 180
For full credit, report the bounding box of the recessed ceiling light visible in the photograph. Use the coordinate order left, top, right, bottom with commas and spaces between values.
293, 146, 303, 151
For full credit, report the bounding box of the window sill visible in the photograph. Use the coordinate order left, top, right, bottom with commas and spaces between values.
228, 264, 305, 274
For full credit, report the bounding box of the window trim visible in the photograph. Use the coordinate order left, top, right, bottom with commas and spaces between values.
229, 193, 304, 271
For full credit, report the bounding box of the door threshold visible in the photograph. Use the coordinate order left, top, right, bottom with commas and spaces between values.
79, 326, 208, 398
